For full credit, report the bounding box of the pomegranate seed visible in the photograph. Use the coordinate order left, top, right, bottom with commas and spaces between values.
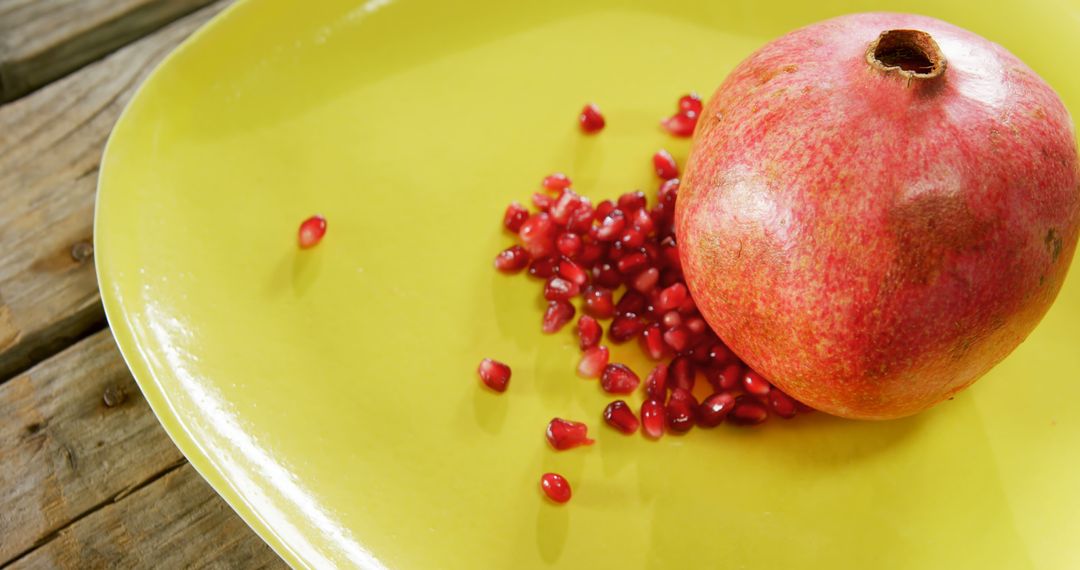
607, 240, 627, 261
697, 392, 736, 427
532, 192, 554, 211
519, 212, 556, 258
632, 207, 655, 234
608, 314, 645, 343
556, 233, 583, 258
592, 262, 622, 288
542, 300, 575, 334
666, 390, 697, 433
593, 209, 626, 241
685, 317, 708, 335
617, 252, 649, 275
527, 256, 557, 279
655, 283, 688, 313
546, 418, 595, 450
577, 315, 602, 350
297, 215, 327, 249
708, 343, 733, 367
600, 363, 641, 394
579, 103, 605, 133
640, 323, 667, 360
582, 287, 615, 319
653, 150, 679, 180
768, 389, 798, 418
578, 345, 610, 378
557, 258, 588, 287
631, 267, 660, 293
669, 356, 696, 391
644, 364, 669, 401
743, 370, 772, 397
603, 400, 640, 434
679, 92, 703, 114
661, 311, 682, 329
660, 238, 681, 270
661, 111, 697, 137
503, 202, 529, 232
615, 290, 648, 316
688, 340, 714, 364
578, 241, 605, 266
595, 200, 615, 220
641, 399, 665, 439
568, 203, 596, 234
550, 190, 582, 225
544, 277, 579, 301
620, 227, 646, 249
669, 386, 696, 404
730, 395, 769, 426
713, 363, 743, 391
677, 295, 698, 315
658, 178, 679, 207
617, 191, 647, 212
493, 245, 531, 273
542, 172, 572, 192
662, 326, 691, 352
477, 358, 511, 392
540, 472, 571, 503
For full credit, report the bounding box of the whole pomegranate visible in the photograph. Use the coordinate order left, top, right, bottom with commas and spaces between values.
677, 13, 1080, 419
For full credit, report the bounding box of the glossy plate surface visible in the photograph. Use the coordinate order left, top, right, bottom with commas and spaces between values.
96, 1, 1080, 568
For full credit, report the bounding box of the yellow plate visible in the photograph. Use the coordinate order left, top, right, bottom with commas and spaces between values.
96, 1, 1080, 568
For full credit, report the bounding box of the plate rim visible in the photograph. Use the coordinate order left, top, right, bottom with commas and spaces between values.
93, 1, 307, 567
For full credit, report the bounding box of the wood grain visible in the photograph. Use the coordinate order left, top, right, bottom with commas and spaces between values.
0, 0, 216, 102
6, 463, 287, 569
0, 1, 228, 383
0, 330, 186, 565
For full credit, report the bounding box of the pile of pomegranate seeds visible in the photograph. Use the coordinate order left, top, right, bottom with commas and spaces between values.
298, 215, 327, 249
481, 93, 814, 504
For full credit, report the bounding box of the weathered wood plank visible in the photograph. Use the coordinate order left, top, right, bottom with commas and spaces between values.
0, 0, 216, 102
6, 463, 286, 569
0, 1, 228, 383
0, 330, 185, 565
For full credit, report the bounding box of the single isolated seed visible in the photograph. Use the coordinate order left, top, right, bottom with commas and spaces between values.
298, 215, 327, 249
541, 472, 572, 503
542, 172, 572, 192
546, 418, 595, 450
579, 103, 605, 134
477, 358, 511, 392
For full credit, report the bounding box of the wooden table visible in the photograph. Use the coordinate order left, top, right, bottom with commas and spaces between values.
1, 2, 286, 567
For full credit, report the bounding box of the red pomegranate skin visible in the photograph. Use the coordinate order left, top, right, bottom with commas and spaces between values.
677, 13, 1080, 419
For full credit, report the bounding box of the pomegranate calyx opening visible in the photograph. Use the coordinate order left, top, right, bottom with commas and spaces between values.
866, 29, 946, 81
